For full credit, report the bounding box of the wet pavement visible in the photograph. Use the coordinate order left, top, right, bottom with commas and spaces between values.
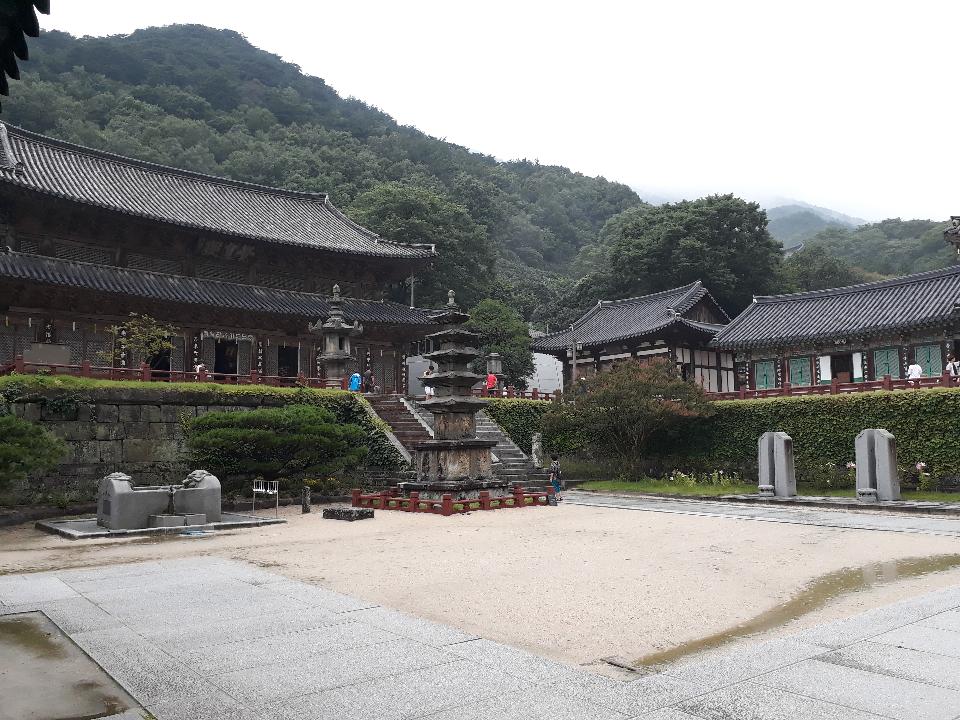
2, 556, 960, 719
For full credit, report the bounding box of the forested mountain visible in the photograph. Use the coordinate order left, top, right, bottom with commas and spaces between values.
806, 219, 953, 276
766, 204, 861, 248
3, 24, 641, 309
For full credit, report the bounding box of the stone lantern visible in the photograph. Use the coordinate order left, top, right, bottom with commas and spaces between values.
309, 284, 362, 383
486, 352, 503, 378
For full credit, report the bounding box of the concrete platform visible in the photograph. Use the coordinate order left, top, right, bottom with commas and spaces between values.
2, 556, 959, 719
35, 512, 285, 540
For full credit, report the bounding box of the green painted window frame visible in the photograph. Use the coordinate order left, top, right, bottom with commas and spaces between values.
753, 360, 777, 390
872, 347, 901, 379
914, 344, 942, 377
788, 356, 813, 387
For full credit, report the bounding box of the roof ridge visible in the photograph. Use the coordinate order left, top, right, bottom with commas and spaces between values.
753, 264, 960, 303
320, 197, 436, 253
597, 281, 702, 307
1, 121, 331, 202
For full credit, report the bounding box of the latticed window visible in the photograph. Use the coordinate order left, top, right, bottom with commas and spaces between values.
873, 348, 900, 379
753, 360, 777, 390
788, 357, 813, 387
914, 345, 942, 377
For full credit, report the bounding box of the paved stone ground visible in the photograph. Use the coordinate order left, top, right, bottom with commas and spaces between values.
566, 490, 960, 537
2, 555, 960, 719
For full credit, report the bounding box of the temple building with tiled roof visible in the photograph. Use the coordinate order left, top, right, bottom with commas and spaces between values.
712, 266, 960, 390
533, 281, 735, 391
0, 122, 438, 387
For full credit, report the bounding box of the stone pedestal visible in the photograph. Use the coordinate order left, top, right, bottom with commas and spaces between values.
855, 428, 900, 501
758, 431, 796, 497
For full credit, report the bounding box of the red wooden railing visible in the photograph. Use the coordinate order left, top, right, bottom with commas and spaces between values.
351, 486, 554, 515
708, 372, 960, 401
2, 355, 346, 389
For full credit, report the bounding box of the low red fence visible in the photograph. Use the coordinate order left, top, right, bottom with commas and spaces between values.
1, 356, 345, 389
709, 373, 960, 401
351, 486, 554, 515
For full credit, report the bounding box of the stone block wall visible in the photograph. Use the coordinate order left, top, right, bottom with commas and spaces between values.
5, 387, 294, 503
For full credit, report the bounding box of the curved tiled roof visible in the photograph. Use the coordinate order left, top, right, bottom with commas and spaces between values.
533, 281, 728, 352
0, 122, 435, 260
0, 249, 438, 325
712, 265, 960, 350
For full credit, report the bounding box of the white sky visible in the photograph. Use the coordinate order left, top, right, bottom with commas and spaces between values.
41, 1, 960, 221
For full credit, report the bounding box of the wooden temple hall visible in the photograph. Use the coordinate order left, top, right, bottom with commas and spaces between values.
533, 281, 736, 392
0, 122, 440, 388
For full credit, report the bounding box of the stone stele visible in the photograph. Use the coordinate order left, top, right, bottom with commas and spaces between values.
758, 431, 796, 498
855, 428, 901, 501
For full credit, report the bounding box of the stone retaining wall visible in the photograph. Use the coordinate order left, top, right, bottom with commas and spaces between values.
8, 391, 294, 502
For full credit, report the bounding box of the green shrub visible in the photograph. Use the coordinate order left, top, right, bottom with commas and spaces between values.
485, 399, 551, 454
185, 405, 368, 494
0, 415, 67, 491
670, 389, 960, 483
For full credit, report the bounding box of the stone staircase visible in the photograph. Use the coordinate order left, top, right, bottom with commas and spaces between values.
407, 401, 551, 488
365, 395, 432, 453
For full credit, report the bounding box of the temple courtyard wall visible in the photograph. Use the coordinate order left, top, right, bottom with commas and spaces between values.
1, 383, 404, 505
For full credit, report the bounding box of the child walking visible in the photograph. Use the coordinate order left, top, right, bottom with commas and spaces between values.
549, 454, 563, 501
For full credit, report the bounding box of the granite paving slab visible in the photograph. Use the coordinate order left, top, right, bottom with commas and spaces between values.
343, 606, 479, 647
918, 607, 960, 632
0, 573, 78, 604
819, 640, 960, 691
447, 638, 581, 683
420, 684, 628, 720
871, 623, 960, 658
170, 620, 399, 675
755, 658, 960, 720
209, 637, 457, 707
257, 578, 378, 613
558, 671, 701, 716
674, 680, 883, 720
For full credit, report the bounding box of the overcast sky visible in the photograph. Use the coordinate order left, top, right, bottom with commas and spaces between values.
42, 1, 959, 221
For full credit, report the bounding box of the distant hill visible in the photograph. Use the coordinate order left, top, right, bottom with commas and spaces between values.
766, 203, 864, 248
807, 218, 954, 276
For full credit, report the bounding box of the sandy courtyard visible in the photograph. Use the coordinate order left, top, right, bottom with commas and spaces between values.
3, 501, 960, 670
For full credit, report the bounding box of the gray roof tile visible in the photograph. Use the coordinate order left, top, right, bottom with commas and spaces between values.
533, 281, 727, 352
0, 122, 435, 260
0, 249, 438, 325
713, 265, 960, 349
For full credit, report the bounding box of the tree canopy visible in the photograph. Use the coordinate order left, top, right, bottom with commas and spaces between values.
780, 246, 876, 292
465, 299, 534, 388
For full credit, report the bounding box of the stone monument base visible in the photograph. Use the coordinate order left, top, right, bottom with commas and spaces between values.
397, 478, 512, 501
147, 513, 207, 528
351, 484, 554, 516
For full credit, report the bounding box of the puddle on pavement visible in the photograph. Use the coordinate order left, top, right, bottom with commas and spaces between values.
634, 554, 960, 668
0, 612, 141, 720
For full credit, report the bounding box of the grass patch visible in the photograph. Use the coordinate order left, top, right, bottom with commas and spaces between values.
578, 480, 960, 503
579, 480, 756, 496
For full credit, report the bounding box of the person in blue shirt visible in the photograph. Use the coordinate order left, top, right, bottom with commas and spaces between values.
348, 371, 362, 392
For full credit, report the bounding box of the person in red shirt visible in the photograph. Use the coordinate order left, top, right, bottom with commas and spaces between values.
485, 371, 497, 395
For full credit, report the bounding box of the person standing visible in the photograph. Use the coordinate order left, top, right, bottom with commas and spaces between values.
348, 370, 362, 392
549, 454, 563, 501
363, 367, 373, 393
485, 370, 497, 396
946, 354, 960, 382
907, 359, 924, 383
423, 365, 435, 398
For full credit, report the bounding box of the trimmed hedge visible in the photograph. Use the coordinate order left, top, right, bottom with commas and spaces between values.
677, 389, 960, 479
0, 375, 405, 470
486, 390, 960, 482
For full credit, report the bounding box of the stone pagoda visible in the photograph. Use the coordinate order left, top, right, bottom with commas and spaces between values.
309, 284, 362, 383
400, 291, 502, 499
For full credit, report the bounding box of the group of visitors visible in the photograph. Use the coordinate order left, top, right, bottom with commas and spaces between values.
906, 354, 960, 382
348, 368, 377, 393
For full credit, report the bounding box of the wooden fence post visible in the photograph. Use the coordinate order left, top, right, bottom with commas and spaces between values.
80, 360, 91, 378
831, 378, 839, 394
14, 355, 24, 373
140, 362, 151, 382
883, 374, 893, 391
441, 494, 453, 516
